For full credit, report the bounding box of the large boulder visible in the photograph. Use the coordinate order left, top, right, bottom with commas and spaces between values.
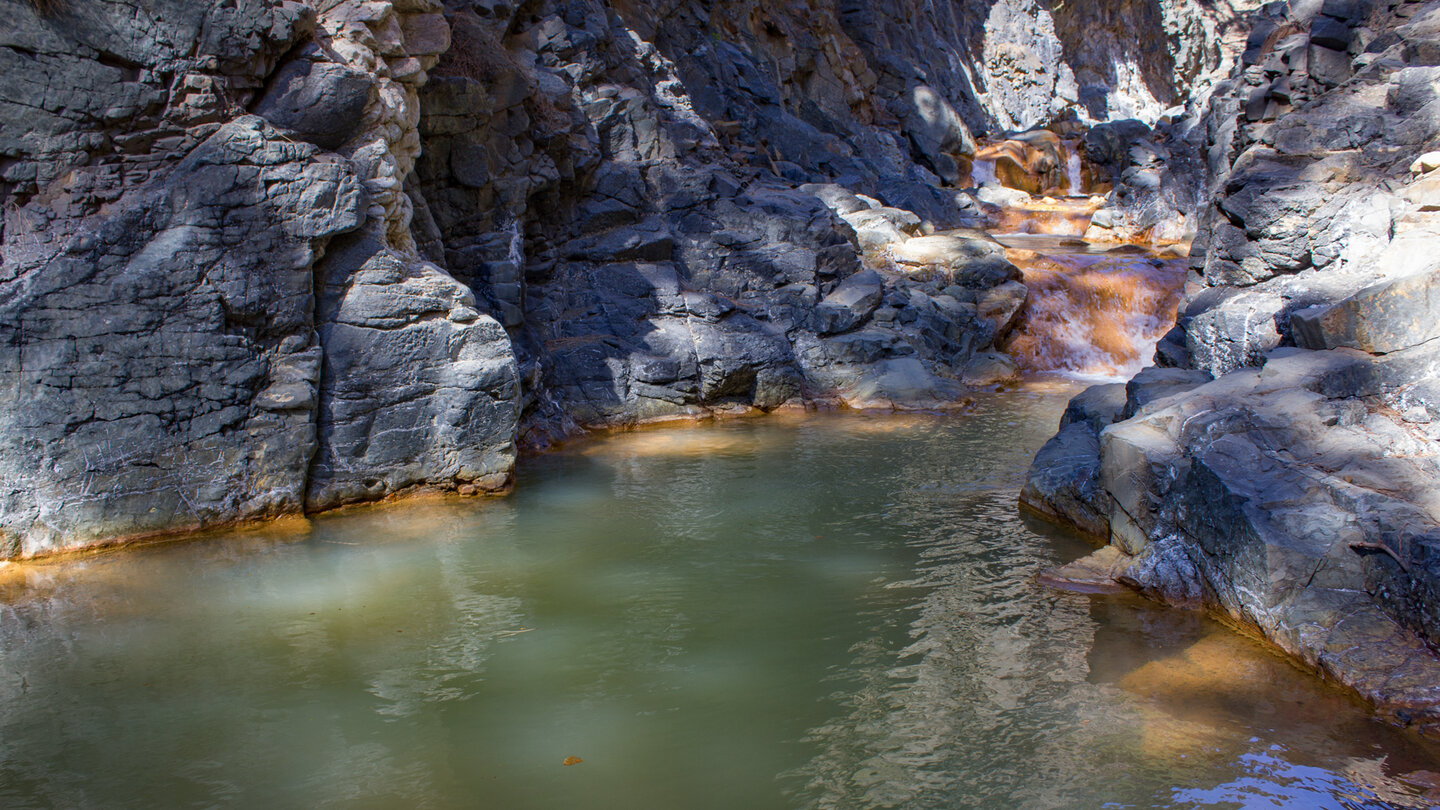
1033, 344, 1440, 727
307, 234, 520, 510
254, 57, 375, 150
1020, 383, 1126, 540
1020, 423, 1110, 539
1291, 268, 1440, 354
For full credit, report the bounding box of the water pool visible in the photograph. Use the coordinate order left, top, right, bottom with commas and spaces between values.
0, 386, 1434, 809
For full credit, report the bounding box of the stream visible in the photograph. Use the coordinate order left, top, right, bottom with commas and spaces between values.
2, 177, 1438, 807
0, 388, 1437, 808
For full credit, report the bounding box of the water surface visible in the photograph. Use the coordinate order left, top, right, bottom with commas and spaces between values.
1, 387, 1436, 809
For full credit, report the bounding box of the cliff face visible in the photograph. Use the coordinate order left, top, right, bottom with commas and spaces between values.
0, 0, 521, 555
0, 0, 1244, 556
1025, 0, 1440, 727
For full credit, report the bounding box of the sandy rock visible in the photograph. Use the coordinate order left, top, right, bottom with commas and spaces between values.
961, 351, 1019, 386
1411, 151, 1440, 173
1036, 546, 1132, 592
889, 235, 1004, 267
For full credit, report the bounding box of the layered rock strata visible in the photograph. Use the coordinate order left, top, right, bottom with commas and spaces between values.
1026, 0, 1440, 727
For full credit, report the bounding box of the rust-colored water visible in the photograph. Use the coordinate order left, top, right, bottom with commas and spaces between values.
969, 137, 1089, 198
984, 197, 1102, 236
1000, 236, 1187, 379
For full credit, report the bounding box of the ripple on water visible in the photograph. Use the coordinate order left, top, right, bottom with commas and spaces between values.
0, 399, 1436, 809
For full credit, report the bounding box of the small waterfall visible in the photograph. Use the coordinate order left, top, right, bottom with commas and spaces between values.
984, 199, 1100, 236
970, 158, 999, 187
1063, 146, 1084, 196
506, 219, 524, 266
1002, 240, 1185, 380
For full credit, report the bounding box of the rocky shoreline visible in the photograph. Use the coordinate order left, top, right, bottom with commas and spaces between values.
5, 0, 1440, 731
1024, 0, 1440, 730
0, 0, 1250, 556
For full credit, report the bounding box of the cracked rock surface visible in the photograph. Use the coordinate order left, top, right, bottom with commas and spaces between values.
0, 0, 1251, 556
1026, 0, 1440, 727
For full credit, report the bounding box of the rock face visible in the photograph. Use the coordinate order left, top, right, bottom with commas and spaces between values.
0, 117, 363, 555
1025, 0, 1440, 727
0, 0, 1252, 555
0, 0, 519, 555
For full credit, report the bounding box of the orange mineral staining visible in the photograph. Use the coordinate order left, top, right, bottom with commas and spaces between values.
1002, 247, 1186, 379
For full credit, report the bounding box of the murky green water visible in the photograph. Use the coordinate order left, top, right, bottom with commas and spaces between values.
1, 386, 1437, 809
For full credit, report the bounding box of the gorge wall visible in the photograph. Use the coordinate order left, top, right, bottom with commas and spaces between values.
0, 0, 1251, 556
1025, 0, 1440, 728
8, 0, 1440, 734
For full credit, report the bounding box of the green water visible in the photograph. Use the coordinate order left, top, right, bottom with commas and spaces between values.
1, 387, 1436, 809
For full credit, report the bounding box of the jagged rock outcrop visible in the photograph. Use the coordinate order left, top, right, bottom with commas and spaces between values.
1026, 0, 1440, 727
0, 0, 1254, 554
0, 117, 362, 556
0, 0, 519, 555
974, 0, 1262, 243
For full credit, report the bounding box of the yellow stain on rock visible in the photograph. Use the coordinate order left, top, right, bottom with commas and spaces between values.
1120, 631, 1295, 720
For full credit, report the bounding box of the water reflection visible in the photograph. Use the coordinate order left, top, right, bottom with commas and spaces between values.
0, 392, 1435, 808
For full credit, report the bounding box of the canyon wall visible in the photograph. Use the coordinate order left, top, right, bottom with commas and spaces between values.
1026, 0, 1440, 728
0, 0, 1245, 556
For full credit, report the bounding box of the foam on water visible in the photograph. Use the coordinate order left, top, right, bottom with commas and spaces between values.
1001, 237, 1187, 380
1064, 145, 1084, 195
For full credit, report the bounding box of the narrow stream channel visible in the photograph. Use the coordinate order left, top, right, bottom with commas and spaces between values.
1000, 234, 1186, 379
1, 388, 1435, 808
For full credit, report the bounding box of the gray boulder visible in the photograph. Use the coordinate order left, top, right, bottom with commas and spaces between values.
1021, 383, 1127, 540
812, 269, 884, 335
1291, 268, 1440, 354
1121, 366, 1213, 419
1034, 345, 1440, 726
254, 58, 375, 150
1021, 423, 1110, 540
307, 234, 520, 510
1061, 383, 1127, 432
